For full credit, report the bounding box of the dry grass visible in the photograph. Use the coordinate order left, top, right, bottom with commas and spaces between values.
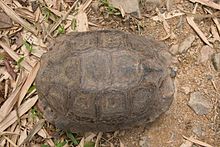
0, 0, 219, 146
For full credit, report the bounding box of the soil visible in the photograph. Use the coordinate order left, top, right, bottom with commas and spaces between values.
86, 0, 220, 146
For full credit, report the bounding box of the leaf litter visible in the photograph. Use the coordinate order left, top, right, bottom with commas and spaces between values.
0, 0, 220, 146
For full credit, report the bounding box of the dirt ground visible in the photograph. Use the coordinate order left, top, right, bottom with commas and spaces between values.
0, 0, 220, 147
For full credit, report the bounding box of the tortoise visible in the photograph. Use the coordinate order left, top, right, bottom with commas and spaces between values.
36, 30, 174, 132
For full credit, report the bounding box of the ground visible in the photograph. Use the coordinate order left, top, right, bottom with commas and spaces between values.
0, 0, 219, 147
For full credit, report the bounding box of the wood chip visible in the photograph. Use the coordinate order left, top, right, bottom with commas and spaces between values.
183, 135, 213, 147
188, 0, 220, 10
0, 95, 38, 132
186, 16, 213, 47
0, 0, 38, 35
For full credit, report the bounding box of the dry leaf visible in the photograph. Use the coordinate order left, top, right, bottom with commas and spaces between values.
0, 95, 38, 132
20, 119, 45, 145
0, 40, 33, 72
0, 80, 25, 122
0, 11, 12, 29
75, 11, 88, 32
0, 0, 38, 35
4, 60, 17, 80
18, 62, 40, 106
3, 136, 18, 147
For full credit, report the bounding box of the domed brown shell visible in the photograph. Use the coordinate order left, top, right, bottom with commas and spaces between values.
36, 30, 174, 132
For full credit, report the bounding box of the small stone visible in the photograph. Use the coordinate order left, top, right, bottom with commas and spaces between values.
192, 124, 204, 137
188, 92, 213, 115
178, 34, 196, 54
109, 0, 141, 18
181, 86, 191, 95
198, 45, 214, 63
169, 44, 179, 55
212, 53, 220, 71
139, 136, 149, 147
180, 139, 193, 147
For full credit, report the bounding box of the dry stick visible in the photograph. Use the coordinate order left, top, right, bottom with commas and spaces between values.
188, 0, 220, 11
183, 135, 213, 147
0, 0, 38, 35
186, 16, 212, 47
205, 9, 220, 36
44, 0, 79, 40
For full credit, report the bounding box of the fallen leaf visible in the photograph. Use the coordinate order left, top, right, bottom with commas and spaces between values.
0, 11, 12, 29
0, 95, 38, 132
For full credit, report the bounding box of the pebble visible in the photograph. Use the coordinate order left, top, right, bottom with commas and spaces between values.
198, 45, 214, 63
192, 124, 204, 137
212, 53, 220, 71
178, 34, 196, 54
188, 92, 213, 115
169, 44, 179, 55
109, 0, 141, 18
139, 136, 149, 147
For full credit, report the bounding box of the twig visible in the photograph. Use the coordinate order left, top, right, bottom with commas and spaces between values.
183, 135, 213, 147
95, 132, 103, 147
188, 0, 220, 11
186, 16, 213, 47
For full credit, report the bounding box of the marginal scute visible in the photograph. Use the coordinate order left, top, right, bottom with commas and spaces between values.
36, 30, 174, 132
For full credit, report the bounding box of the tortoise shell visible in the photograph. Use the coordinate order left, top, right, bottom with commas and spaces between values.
36, 30, 174, 132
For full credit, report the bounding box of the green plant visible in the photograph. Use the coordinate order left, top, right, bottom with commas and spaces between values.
17, 56, 24, 67
55, 140, 67, 147
57, 25, 65, 34
24, 41, 33, 53
66, 130, 78, 145
84, 142, 95, 147
100, 0, 121, 15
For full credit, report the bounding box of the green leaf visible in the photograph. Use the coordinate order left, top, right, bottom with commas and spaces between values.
41, 144, 49, 147
55, 141, 67, 147
27, 85, 36, 94
24, 41, 33, 52
66, 131, 78, 145
71, 18, 77, 31
17, 56, 24, 67
84, 142, 95, 147
31, 107, 38, 117
57, 25, 65, 34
